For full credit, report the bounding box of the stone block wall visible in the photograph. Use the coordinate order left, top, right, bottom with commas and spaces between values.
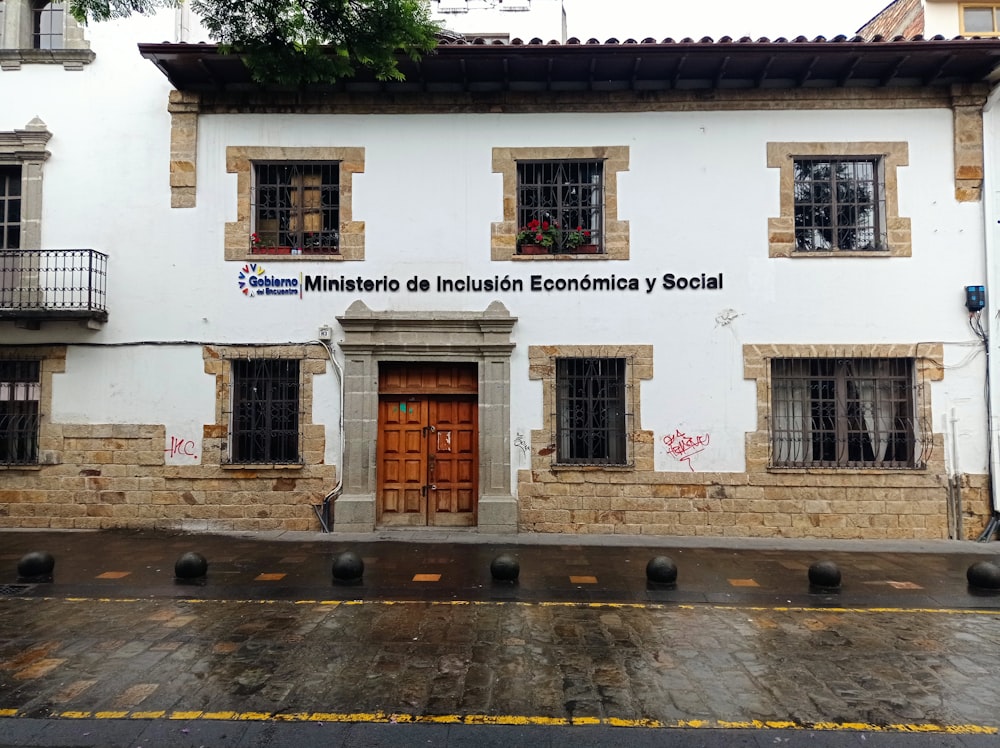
0, 421, 334, 531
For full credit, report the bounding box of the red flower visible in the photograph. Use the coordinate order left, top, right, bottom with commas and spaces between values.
541, 221, 549, 230
535, 233, 544, 242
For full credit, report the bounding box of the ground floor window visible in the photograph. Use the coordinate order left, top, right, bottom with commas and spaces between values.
770, 357, 919, 468
556, 357, 628, 465
0, 359, 39, 465
231, 358, 300, 464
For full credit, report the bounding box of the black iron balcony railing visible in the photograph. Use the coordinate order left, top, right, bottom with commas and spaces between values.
0, 249, 108, 327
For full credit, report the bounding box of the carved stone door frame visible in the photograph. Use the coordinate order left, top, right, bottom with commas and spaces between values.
334, 300, 517, 533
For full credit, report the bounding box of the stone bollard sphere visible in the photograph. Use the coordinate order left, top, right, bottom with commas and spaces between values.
174, 552, 208, 580
490, 553, 520, 582
966, 560, 1000, 591
332, 551, 364, 583
17, 551, 55, 581
808, 560, 842, 591
646, 556, 678, 587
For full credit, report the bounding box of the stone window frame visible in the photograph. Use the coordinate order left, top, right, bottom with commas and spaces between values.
0, 345, 65, 470
225, 146, 365, 262
0, 118, 51, 251
767, 142, 911, 258
203, 344, 328, 469
528, 344, 653, 471
0, 0, 94, 71
743, 343, 942, 473
492, 146, 630, 261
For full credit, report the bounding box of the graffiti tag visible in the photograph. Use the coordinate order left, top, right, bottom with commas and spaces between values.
165, 435, 198, 460
663, 429, 710, 472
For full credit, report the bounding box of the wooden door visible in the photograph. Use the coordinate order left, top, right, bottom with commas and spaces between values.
377, 398, 429, 526
376, 395, 478, 527
427, 397, 477, 526
377, 363, 478, 527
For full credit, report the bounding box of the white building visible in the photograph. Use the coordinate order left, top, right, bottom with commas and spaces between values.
1, 1, 999, 539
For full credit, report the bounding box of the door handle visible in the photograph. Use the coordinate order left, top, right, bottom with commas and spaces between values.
429, 484, 437, 491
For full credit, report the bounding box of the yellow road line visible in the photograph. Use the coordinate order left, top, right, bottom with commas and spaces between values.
3, 596, 1000, 617
0, 710, 992, 733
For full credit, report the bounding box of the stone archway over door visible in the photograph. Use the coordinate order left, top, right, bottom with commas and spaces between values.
334, 300, 517, 534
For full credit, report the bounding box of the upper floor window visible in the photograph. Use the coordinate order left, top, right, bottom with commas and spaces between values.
0, 165, 21, 250
770, 357, 920, 469
0, 359, 40, 466
252, 162, 340, 255
793, 158, 885, 252
961, 4, 1000, 34
516, 160, 602, 255
230, 358, 300, 464
0, 0, 92, 69
767, 142, 910, 258
556, 357, 628, 465
492, 146, 630, 261
31, 0, 63, 49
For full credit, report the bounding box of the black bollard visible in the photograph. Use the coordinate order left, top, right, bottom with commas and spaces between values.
966, 561, 1000, 592
808, 560, 842, 593
645, 556, 678, 589
332, 551, 364, 584
17, 551, 54, 583
174, 552, 208, 583
490, 553, 520, 583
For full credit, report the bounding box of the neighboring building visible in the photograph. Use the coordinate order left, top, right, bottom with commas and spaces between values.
859, 0, 1000, 38
2, 6, 1000, 539
428, 0, 567, 43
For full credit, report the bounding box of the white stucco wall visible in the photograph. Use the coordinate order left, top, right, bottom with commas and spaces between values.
0, 9, 991, 488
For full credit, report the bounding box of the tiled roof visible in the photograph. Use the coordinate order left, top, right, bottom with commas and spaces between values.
139, 36, 1000, 93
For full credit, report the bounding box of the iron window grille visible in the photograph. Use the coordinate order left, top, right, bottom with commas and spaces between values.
0, 166, 20, 250
555, 357, 630, 465
31, 1, 64, 50
0, 360, 40, 466
769, 357, 925, 469
793, 158, 886, 251
230, 359, 300, 464
517, 160, 603, 253
252, 162, 340, 255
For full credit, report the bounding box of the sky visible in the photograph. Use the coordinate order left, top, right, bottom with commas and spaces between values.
563, 0, 892, 41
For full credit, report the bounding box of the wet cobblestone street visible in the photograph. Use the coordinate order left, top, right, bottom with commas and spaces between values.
2, 597, 1000, 729
1, 529, 1000, 746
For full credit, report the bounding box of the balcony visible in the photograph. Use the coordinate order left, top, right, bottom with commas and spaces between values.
0, 249, 108, 328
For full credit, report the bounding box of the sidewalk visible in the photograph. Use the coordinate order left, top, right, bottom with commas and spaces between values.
3, 527, 999, 608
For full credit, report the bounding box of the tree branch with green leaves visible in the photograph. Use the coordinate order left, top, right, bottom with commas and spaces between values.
69, 0, 441, 86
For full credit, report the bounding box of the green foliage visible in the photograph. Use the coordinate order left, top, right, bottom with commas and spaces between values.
69, 0, 440, 86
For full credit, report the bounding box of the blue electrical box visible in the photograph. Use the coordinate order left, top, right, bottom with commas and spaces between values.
966, 285, 986, 312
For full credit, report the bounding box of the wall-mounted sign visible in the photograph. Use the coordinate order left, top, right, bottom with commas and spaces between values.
238, 265, 724, 299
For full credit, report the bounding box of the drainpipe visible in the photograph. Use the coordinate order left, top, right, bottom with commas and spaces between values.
312, 337, 345, 533
980, 87, 1000, 540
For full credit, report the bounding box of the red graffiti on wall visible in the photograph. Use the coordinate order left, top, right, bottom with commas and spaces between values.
663, 429, 710, 472
165, 436, 198, 459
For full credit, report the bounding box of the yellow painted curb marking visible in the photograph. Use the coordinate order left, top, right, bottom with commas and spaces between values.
0, 710, 988, 733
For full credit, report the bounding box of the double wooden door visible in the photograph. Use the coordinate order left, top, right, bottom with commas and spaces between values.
376, 364, 478, 527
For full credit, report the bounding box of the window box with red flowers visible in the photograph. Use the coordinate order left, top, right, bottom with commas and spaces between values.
516, 220, 597, 255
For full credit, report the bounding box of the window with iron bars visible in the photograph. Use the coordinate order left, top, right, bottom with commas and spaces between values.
517, 160, 603, 254
230, 359, 300, 464
252, 162, 340, 255
769, 357, 921, 469
793, 158, 886, 252
31, 1, 64, 49
0, 360, 40, 466
0, 166, 20, 250
555, 357, 629, 465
